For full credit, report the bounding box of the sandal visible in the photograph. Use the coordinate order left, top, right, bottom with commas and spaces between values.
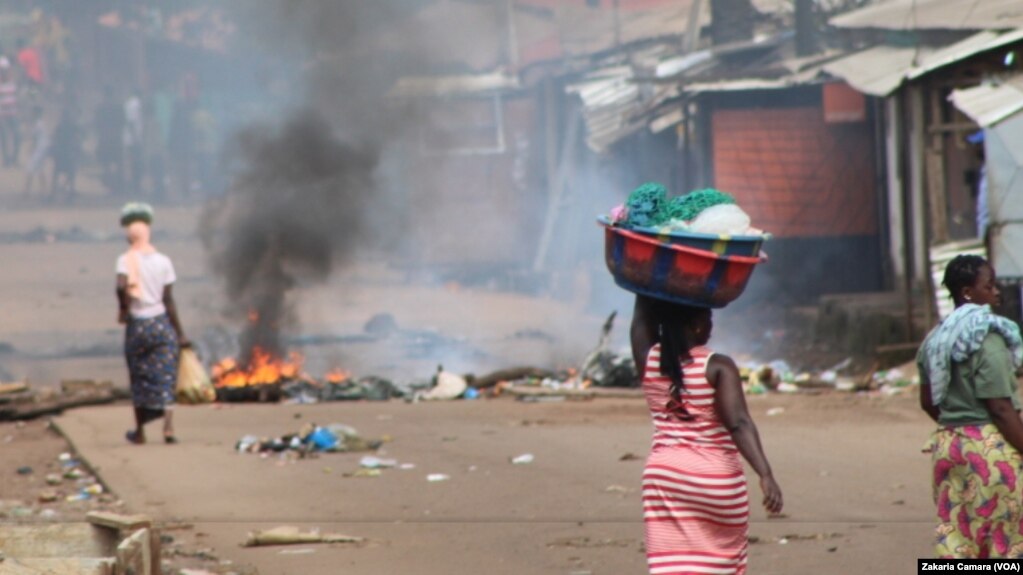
125, 430, 145, 445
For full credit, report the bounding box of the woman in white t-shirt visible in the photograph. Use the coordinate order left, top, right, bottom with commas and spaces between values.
115, 203, 188, 444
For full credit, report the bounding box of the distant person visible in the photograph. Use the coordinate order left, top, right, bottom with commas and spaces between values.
124, 89, 144, 194
50, 105, 80, 199
0, 58, 20, 167
116, 203, 188, 444
16, 38, 44, 87
23, 105, 49, 194
919, 254, 1023, 558
631, 296, 783, 574
95, 86, 124, 194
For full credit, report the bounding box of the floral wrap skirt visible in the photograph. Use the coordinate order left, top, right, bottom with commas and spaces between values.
124, 314, 179, 411
930, 424, 1023, 558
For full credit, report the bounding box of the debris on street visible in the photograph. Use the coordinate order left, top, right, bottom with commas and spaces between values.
235, 423, 383, 457
244, 526, 364, 547
0, 379, 124, 422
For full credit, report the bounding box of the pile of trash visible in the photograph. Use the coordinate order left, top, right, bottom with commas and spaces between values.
739, 357, 919, 396
282, 376, 403, 404
235, 423, 383, 457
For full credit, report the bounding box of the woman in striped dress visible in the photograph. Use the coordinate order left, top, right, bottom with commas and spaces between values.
632, 297, 783, 575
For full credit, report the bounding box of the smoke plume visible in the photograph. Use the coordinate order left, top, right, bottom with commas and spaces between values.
200, 1, 426, 360
200, 111, 377, 360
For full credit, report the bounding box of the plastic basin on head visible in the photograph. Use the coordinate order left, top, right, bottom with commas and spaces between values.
596, 215, 766, 257
600, 221, 767, 308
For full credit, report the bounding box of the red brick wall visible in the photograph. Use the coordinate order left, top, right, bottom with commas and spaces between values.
711, 106, 877, 238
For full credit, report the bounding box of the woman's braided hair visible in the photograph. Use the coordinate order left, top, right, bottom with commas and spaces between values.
656, 301, 710, 420
942, 254, 988, 303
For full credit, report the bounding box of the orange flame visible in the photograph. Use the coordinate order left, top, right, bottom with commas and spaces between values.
212, 346, 304, 388
324, 368, 350, 384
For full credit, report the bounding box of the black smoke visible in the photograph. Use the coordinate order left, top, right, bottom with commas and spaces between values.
200, 1, 432, 361
200, 111, 377, 360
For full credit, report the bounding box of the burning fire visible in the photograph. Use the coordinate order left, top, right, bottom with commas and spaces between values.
324, 368, 350, 384
213, 347, 303, 388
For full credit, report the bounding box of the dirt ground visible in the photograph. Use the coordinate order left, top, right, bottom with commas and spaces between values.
47, 392, 934, 575
0, 183, 938, 574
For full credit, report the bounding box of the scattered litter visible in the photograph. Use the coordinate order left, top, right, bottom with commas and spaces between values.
244, 526, 364, 547
283, 375, 401, 404
511, 453, 534, 465
399, 463, 416, 470
776, 382, 799, 394
38, 509, 58, 520
605, 485, 633, 494
37, 490, 58, 503
835, 378, 856, 392
360, 456, 397, 469
15, 466, 32, 475
236, 423, 382, 457
45, 473, 62, 485
766, 407, 785, 417
619, 452, 641, 461
345, 469, 381, 478
426, 474, 450, 482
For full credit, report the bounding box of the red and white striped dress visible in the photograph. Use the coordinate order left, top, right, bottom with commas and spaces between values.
642, 344, 749, 575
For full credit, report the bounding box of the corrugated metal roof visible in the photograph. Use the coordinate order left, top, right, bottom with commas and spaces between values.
830, 0, 1023, 30
681, 72, 825, 93
388, 72, 521, 98
949, 75, 1023, 126
823, 45, 930, 96
567, 66, 679, 152
907, 28, 1023, 79
822, 29, 1023, 96
830, 0, 1023, 31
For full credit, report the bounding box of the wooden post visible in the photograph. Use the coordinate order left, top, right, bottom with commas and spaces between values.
925, 86, 950, 246
533, 107, 581, 272
908, 85, 929, 288
885, 96, 906, 287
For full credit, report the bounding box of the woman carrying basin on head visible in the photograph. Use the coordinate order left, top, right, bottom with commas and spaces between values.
115, 202, 188, 444
920, 254, 1023, 558
632, 295, 783, 574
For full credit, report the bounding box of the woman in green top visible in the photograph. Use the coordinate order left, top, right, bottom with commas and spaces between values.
919, 254, 1023, 558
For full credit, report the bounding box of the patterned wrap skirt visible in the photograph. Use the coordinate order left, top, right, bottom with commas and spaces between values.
124, 314, 179, 411
930, 424, 1023, 558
